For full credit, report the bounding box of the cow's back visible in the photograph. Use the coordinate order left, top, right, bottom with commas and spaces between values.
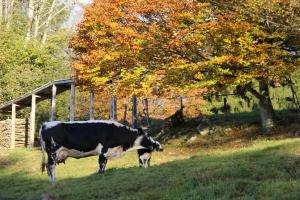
41, 121, 138, 152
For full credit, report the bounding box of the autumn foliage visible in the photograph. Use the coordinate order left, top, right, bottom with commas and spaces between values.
71, 0, 299, 129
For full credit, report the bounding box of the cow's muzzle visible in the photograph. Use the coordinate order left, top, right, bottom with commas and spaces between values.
157, 147, 164, 152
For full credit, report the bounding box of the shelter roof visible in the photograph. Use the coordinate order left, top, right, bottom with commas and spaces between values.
0, 79, 75, 114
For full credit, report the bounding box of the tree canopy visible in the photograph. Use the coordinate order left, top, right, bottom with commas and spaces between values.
71, 0, 299, 129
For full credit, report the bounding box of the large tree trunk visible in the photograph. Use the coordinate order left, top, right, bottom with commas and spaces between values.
258, 94, 275, 131
288, 77, 300, 110
246, 80, 275, 132
258, 80, 275, 131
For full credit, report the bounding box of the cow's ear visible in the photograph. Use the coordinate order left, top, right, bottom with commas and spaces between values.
138, 128, 144, 136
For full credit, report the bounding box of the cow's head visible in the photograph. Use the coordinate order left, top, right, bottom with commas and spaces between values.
137, 128, 163, 152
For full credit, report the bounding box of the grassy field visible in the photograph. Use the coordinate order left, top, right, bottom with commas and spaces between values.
1, 136, 300, 200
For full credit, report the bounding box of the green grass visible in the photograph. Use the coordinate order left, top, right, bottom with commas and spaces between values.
1, 138, 300, 200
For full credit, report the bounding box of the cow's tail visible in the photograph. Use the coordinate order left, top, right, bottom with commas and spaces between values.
39, 126, 47, 174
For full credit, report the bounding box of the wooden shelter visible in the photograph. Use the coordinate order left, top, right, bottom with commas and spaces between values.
0, 79, 97, 149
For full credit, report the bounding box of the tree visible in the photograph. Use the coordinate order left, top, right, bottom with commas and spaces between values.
0, 0, 74, 103
0, 28, 71, 102
71, 0, 299, 131
0, 0, 77, 43
204, 0, 300, 50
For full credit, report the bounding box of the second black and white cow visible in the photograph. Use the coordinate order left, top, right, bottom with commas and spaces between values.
39, 120, 163, 182
138, 149, 153, 168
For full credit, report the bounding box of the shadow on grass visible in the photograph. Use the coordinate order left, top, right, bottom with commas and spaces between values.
0, 156, 20, 170
155, 110, 300, 149
1, 140, 300, 200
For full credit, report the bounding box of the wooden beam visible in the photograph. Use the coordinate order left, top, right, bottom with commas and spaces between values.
111, 96, 117, 120
89, 88, 94, 120
132, 95, 137, 128
29, 94, 36, 148
50, 84, 56, 121
69, 82, 75, 121
11, 103, 16, 149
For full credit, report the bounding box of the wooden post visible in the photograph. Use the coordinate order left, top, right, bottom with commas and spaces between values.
132, 95, 137, 128
29, 95, 36, 148
11, 103, 16, 149
50, 84, 57, 121
143, 98, 150, 126
89, 88, 94, 120
110, 96, 117, 120
180, 96, 184, 110
69, 82, 75, 121
123, 101, 128, 123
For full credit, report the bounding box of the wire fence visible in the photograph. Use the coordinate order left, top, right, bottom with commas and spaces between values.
74, 93, 204, 127
71, 82, 300, 128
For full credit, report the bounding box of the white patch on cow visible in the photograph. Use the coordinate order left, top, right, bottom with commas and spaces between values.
124, 136, 148, 152
44, 120, 138, 132
44, 121, 61, 130
104, 146, 125, 160
139, 152, 151, 161
96, 143, 103, 154
140, 152, 151, 168
104, 143, 147, 160
55, 144, 103, 163
64, 120, 127, 128
149, 137, 156, 144
155, 141, 162, 150
134, 135, 143, 147
56, 147, 69, 162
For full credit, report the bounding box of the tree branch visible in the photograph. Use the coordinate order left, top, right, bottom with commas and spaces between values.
245, 83, 263, 100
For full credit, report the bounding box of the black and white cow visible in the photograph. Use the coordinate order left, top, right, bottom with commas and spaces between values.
138, 149, 153, 168
138, 140, 163, 168
39, 120, 163, 182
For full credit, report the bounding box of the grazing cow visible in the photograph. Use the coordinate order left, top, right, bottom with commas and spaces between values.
39, 120, 163, 182
137, 140, 163, 168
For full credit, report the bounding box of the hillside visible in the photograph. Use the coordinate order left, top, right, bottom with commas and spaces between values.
0, 128, 300, 200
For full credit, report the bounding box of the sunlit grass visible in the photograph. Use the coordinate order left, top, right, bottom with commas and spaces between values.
0, 138, 300, 200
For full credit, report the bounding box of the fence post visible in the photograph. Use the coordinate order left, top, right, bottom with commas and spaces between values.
110, 96, 117, 120
89, 88, 94, 120
180, 96, 184, 110
69, 82, 75, 121
123, 101, 128, 123
132, 95, 138, 128
143, 98, 150, 126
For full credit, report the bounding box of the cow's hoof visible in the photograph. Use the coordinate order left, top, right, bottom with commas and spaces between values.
98, 170, 105, 174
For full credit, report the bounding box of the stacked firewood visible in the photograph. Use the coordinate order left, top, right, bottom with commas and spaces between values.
0, 119, 29, 148
0, 119, 11, 148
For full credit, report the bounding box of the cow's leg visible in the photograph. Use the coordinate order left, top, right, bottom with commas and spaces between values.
138, 157, 143, 168
46, 140, 58, 182
98, 154, 107, 174
47, 152, 56, 182
145, 157, 151, 168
